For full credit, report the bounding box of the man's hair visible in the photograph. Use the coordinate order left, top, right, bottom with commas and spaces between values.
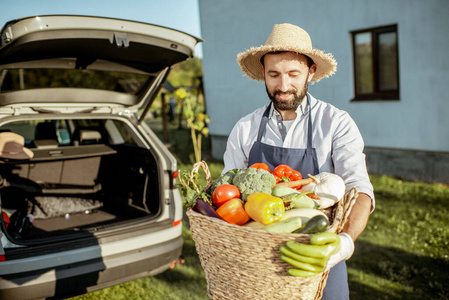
260, 51, 315, 68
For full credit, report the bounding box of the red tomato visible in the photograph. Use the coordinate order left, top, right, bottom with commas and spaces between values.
212, 184, 241, 207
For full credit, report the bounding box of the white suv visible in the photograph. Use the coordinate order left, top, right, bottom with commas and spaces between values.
0, 15, 200, 299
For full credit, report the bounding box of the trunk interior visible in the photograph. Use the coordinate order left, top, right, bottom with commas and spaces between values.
0, 120, 161, 244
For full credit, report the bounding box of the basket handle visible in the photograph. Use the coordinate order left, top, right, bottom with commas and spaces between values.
326, 187, 358, 234
336, 187, 358, 233
189, 160, 213, 193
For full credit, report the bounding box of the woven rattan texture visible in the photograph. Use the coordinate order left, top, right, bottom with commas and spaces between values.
187, 188, 358, 300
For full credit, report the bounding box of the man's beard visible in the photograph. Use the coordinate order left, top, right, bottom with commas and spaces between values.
265, 80, 309, 111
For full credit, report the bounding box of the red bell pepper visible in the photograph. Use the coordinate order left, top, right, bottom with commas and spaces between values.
273, 164, 303, 187
216, 198, 250, 225
249, 162, 271, 173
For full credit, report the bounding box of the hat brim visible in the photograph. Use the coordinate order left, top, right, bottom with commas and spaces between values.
237, 45, 337, 83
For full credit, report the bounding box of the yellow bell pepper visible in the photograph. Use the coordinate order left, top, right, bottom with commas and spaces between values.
244, 192, 285, 225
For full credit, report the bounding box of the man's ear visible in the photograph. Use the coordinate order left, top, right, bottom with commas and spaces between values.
308, 64, 317, 82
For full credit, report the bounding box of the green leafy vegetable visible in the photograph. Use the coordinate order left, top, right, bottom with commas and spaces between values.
177, 169, 211, 208
210, 168, 241, 193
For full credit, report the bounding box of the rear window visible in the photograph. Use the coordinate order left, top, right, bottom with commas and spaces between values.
0, 69, 150, 94
0, 119, 139, 148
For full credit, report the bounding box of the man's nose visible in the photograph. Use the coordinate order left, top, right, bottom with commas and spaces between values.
279, 75, 291, 91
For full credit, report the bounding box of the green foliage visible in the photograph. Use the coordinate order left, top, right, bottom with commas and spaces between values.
148, 57, 209, 164
176, 87, 210, 163
148, 57, 203, 114
167, 57, 203, 87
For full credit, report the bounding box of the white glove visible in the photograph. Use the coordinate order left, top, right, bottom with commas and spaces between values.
325, 232, 354, 271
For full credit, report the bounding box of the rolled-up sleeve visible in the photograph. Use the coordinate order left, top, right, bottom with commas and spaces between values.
331, 111, 375, 211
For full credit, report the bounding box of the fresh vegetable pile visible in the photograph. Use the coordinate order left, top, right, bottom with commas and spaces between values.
179, 161, 346, 234
179, 161, 350, 280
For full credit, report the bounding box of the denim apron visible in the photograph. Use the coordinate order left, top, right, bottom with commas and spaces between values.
247, 94, 349, 299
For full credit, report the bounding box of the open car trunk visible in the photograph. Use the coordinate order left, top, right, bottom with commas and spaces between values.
0, 15, 195, 299
0, 117, 163, 247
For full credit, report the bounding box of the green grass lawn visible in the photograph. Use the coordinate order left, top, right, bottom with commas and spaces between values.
69, 123, 449, 300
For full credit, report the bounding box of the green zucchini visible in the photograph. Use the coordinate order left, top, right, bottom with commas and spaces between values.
261, 217, 302, 233
271, 186, 298, 197
294, 215, 330, 234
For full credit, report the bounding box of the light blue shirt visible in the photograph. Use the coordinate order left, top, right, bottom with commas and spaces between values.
223, 93, 375, 206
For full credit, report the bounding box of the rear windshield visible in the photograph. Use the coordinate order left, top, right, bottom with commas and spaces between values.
0, 118, 140, 148
0, 69, 151, 94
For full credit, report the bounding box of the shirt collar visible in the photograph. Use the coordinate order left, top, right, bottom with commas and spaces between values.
269, 94, 310, 119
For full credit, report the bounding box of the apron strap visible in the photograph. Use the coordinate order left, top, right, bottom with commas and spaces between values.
256, 103, 271, 143
306, 94, 313, 149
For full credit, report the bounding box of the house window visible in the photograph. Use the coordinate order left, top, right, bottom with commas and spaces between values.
351, 25, 399, 100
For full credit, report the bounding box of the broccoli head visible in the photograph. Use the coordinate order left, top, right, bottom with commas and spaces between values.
232, 168, 276, 201
210, 168, 241, 192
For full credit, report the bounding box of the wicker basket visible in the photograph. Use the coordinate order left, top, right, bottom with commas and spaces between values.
186, 162, 358, 300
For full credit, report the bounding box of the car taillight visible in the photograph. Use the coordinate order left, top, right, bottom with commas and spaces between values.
0, 255, 5, 262
170, 170, 179, 189
2, 211, 10, 229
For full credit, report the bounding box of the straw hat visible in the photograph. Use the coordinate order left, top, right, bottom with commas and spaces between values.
0, 132, 34, 161
237, 23, 337, 83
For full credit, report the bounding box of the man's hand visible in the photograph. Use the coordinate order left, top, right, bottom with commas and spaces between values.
280, 192, 370, 277
325, 232, 354, 271
280, 232, 341, 277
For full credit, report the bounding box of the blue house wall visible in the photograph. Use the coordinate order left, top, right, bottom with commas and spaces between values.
198, 0, 449, 183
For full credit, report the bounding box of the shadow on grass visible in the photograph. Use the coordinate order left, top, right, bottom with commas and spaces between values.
348, 239, 448, 300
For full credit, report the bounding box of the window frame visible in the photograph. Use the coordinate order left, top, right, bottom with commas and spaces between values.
351, 24, 400, 101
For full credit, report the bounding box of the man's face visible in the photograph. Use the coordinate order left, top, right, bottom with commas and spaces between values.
263, 52, 316, 112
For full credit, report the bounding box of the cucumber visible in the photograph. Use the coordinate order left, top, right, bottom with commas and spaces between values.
261, 217, 302, 233
271, 186, 298, 197
294, 215, 330, 234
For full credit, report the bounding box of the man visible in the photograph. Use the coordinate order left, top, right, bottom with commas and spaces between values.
222, 23, 374, 299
